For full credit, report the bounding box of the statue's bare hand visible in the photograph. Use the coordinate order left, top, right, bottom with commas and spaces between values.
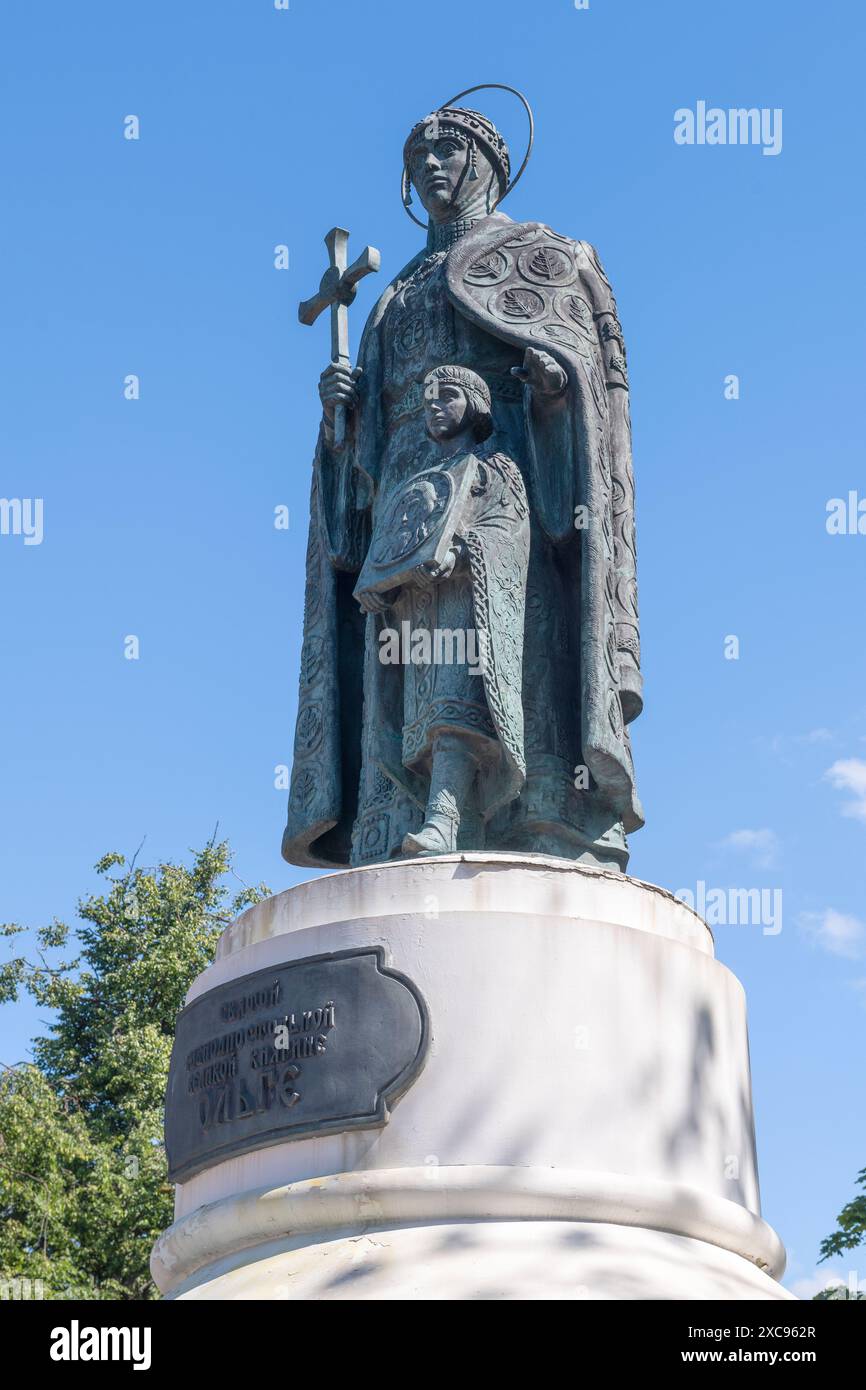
319, 363, 362, 423
415, 544, 460, 587
511, 347, 567, 399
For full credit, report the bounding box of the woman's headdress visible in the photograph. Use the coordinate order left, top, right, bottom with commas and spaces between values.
402, 84, 534, 229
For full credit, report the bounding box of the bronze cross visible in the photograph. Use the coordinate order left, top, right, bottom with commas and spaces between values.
298, 227, 381, 447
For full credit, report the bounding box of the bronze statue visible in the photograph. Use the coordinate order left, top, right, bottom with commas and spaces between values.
284, 85, 643, 871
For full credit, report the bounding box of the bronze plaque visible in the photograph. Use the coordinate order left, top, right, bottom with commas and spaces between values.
165, 947, 429, 1182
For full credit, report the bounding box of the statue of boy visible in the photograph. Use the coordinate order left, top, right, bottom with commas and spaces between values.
354, 364, 529, 856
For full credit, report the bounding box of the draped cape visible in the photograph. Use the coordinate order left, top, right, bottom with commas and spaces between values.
282, 216, 643, 868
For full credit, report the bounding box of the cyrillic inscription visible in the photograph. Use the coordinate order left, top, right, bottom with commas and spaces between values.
165, 947, 429, 1182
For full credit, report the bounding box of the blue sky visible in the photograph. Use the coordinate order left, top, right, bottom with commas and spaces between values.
2, 0, 864, 1297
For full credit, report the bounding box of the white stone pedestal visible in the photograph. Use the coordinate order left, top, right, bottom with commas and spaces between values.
151, 854, 792, 1300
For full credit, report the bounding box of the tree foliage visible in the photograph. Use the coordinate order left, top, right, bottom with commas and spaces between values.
812, 1284, 865, 1301
0, 838, 267, 1299
819, 1167, 866, 1264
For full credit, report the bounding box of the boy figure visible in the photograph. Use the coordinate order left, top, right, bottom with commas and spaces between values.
357, 364, 529, 856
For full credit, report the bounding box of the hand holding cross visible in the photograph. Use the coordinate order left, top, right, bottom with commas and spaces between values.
298, 227, 380, 449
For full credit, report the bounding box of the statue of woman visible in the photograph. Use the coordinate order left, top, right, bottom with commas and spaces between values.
283, 93, 644, 871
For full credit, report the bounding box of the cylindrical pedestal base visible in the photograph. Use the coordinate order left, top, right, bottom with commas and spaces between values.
152, 854, 792, 1301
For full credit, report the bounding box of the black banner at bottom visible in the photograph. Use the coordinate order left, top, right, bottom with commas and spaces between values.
3, 1295, 859, 1374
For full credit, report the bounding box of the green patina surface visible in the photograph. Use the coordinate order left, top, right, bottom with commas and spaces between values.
284, 99, 643, 871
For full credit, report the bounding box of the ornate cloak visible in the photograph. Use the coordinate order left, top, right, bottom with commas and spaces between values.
283, 216, 643, 868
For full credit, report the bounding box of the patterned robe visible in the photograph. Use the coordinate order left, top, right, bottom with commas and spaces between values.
283, 212, 644, 871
